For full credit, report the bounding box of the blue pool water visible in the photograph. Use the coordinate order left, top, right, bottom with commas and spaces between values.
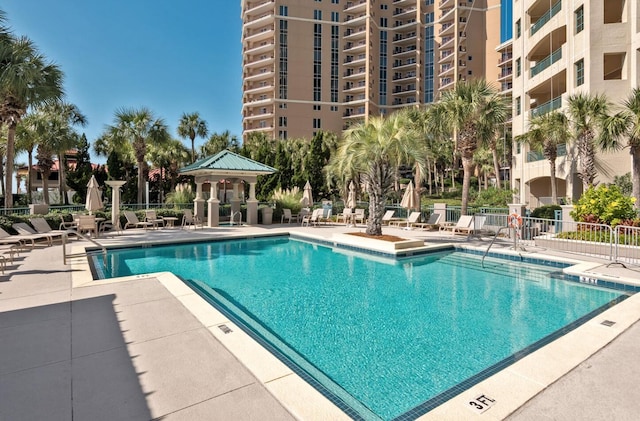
93, 236, 627, 420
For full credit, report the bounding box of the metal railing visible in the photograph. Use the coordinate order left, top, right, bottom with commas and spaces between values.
531, 96, 562, 118
530, 1, 562, 36
62, 230, 107, 266
530, 47, 562, 78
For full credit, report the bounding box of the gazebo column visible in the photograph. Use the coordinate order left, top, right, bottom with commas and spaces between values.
230, 181, 242, 223
105, 180, 126, 229
194, 177, 206, 223
207, 181, 220, 227
246, 182, 258, 225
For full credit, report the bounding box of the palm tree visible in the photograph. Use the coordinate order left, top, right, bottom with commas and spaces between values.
516, 111, 570, 205
567, 93, 612, 191
100, 107, 170, 204
177, 112, 208, 163
327, 112, 426, 236
0, 34, 64, 207
600, 88, 640, 207
428, 79, 508, 215
200, 130, 236, 157
15, 112, 39, 204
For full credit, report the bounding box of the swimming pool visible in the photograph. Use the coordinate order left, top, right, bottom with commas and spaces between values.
93, 236, 630, 420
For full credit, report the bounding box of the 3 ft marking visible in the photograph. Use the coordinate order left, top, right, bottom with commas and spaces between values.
468, 394, 496, 414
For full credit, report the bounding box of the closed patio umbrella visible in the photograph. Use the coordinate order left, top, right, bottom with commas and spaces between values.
400, 180, 419, 211
85, 175, 104, 215
346, 180, 357, 209
301, 180, 313, 207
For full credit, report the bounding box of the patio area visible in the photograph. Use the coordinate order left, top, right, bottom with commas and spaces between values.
2, 223, 640, 420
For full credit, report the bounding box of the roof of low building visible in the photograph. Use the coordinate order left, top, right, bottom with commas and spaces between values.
179, 149, 276, 176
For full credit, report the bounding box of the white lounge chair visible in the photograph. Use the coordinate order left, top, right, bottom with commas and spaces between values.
390, 211, 421, 228
301, 208, 323, 227
353, 208, 366, 225
31, 217, 74, 241
337, 208, 353, 225
381, 210, 399, 225
281, 208, 297, 224
144, 209, 165, 229
439, 215, 474, 235
124, 211, 153, 230
11, 223, 55, 246
412, 213, 442, 230
0, 227, 32, 250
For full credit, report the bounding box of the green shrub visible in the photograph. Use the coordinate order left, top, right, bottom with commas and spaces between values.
530, 204, 562, 220
571, 185, 637, 226
271, 187, 303, 214
472, 187, 515, 207
165, 184, 195, 207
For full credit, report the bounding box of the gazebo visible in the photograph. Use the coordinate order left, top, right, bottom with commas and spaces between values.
178, 150, 276, 226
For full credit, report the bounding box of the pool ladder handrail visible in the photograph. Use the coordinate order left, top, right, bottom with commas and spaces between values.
230, 211, 243, 226
481, 226, 510, 268
62, 229, 107, 266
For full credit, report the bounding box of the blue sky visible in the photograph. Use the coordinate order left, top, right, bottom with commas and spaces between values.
3, 1, 242, 162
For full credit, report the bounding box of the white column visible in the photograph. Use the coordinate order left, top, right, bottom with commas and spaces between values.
207, 181, 220, 227
194, 180, 205, 222
105, 180, 126, 228
247, 182, 258, 225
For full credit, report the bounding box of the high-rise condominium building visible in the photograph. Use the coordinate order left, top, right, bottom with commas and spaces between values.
511, 0, 638, 207
241, 0, 503, 143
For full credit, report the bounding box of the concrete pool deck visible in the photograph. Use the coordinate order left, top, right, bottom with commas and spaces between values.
1, 222, 640, 420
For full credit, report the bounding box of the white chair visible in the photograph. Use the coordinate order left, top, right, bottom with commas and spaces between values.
123, 211, 153, 230
301, 209, 323, 227
144, 209, 165, 229
390, 212, 421, 228
281, 208, 296, 224
439, 215, 474, 235
353, 208, 366, 225
76, 215, 99, 238
182, 209, 203, 229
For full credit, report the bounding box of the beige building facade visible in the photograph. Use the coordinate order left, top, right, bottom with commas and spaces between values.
511, 0, 638, 207
241, 0, 503, 143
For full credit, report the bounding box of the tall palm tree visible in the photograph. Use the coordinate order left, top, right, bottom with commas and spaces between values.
0, 34, 64, 207
567, 93, 612, 191
177, 112, 208, 163
428, 79, 508, 215
15, 112, 39, 204
100, 107, 170, 204
600, 88, 640, 207
516, 111, 570, 205
327, 112, 426, 236
43, 102, 86, 203
200, 130, 236, 157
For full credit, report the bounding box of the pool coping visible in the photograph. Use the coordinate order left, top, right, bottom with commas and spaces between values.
69, 232, 640, 421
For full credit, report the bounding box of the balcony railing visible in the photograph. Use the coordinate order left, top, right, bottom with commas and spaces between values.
530, 47, 562, 77
526, 143, 567, 163
530, 96, 562, 117
530, 1, 561, 36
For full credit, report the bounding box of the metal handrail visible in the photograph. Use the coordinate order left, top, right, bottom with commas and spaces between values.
481, 226, 511, 268
62, 230, 107, 266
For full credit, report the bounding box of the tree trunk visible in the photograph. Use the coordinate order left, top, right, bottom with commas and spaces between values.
632, 145, 640, 209
460, 155, 473, 215
137, 159, 144, 204
27, 151, 33, 204
548, 158, 558, 205
5, 122, 17, 208
366, 181, 385, 236
58, 151, 67, 204
191, 135, 196, 163
492, 146, 502, 189
41, 169, 51, 205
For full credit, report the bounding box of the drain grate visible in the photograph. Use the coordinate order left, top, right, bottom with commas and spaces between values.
218, 324, 233, 334
601, 320, 616, 327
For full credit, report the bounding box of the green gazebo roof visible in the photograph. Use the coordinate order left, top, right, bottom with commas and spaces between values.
179, 149, 276, 176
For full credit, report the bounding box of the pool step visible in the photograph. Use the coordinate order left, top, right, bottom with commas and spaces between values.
436, 253, 558, 280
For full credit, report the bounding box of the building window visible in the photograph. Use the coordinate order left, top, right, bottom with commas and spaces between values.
279, 6, 288, 16
279, 130, 287, 139
515, 97, 521, 116
575, 6, 584, 33
313, 118, 321, 129
516, 19, 521, 38
313, 104, 321, 110
575, 59, 584, 86
332, 11, 339, 22
380, 17, 387, 27
279, 103, 287, 109
381, 4, 388, 9
604, 52, 625, 80
331, 105, 338, 111
332, 0, 339, 4
516, 58, 521, 77
278, 116, 287, 127
314, 10, 322, 20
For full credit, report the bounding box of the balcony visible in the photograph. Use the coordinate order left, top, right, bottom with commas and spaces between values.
343, 69, 367, 79
392, 85, 417, 96
344, 14, 367, 25
344, 27, 367, 38
527, 143, 567, 163
244, 55, 274, 69
392, 59, 417, 69
244, 27, 274, 43
530, 1, 561, 36
393, 32, 417, 44
497, 68, 513, 81
344, 0, 367, 12
243, 13, 274, 29
392, 45, 417, 56
343, 81, 366, 92
530, 47, 562, 78
392, 72, 417, 81
244, 109, 274, 121
244, 41, 275, 55
393, 7, 417, 17
344, 40, 367, 52
244, 69, 274, 82
243, 82, 274, 95
244, 0, 274, 17
530, 96, 562, 117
